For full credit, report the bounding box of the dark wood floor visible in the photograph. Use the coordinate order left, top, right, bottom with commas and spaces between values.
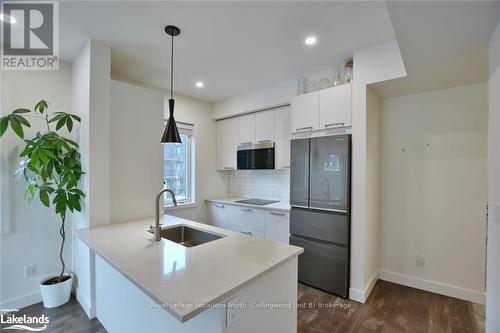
297, 280, 485, 333
2, 281, 484, 333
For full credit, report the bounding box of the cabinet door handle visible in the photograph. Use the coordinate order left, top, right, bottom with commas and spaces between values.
223, 167, 235, 170
241, 208, 252, 212
258, 140, 271, 143
270, 212, 286, 216
296, 126, 313, 132
240, 231, 253, 235
214, 204, 225, 208
324, 122, 344, 128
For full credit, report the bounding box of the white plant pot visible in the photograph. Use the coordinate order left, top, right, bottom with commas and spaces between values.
39, 273, 73, 308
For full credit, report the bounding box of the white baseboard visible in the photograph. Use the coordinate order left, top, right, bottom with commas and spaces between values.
349, 272, 378, 303
349, 287, 365, 303
379, 270, 485, 304
364, 272, 378, 300
75, 288, 95, 319
1, 290, 41, 312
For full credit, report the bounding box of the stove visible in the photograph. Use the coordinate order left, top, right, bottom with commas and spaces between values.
234, 199, 279, 206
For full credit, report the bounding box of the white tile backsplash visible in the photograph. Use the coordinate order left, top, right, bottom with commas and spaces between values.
228, 169, 290, 202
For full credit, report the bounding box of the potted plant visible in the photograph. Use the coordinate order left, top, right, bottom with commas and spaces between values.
0, 100, 85, 308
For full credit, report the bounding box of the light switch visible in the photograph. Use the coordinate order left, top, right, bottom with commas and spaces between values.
226, 296, 239, 328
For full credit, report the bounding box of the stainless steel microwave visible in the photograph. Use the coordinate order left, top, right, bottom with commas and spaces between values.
237, 142, 275, 170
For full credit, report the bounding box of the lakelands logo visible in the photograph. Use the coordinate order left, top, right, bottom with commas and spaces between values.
1, 1, 59, 70
0, 313, 49, 331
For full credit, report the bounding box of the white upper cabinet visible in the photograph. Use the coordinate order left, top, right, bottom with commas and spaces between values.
216, 108, 290, 170
216, 118, 238, 170
275, 107, 291, 169
255, 111, 275, 143
291, 91, 320, 133
319, 83, 352, 128
238, 114, 256, 145
291, 84, 352, 133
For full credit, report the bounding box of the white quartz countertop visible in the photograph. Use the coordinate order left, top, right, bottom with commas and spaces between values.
74, 215, 302, 323
206, 197, 291, 212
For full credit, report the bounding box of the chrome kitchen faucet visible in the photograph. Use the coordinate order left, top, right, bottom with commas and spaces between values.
154, 188, 177, 241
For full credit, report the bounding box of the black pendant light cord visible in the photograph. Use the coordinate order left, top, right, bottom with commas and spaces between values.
170, 35, 174, 99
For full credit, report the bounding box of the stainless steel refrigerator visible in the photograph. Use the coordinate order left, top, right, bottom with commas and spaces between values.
289, 134, 351, 298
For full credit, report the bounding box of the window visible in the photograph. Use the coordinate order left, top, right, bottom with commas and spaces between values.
163, 126, 195, 206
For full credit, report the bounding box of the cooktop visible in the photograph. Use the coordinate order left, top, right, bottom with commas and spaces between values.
234, 199, 280, 206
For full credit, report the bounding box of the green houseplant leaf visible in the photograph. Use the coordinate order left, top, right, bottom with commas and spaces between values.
35, 100, 48, 114
13, 108, 31, 114
9, 116, 24, 138
0, 116, 9, 138
66, 116, 73, 132
40, 190, 50, 207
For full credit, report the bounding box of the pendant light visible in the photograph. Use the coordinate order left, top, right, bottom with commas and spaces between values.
161, 25, 182, 144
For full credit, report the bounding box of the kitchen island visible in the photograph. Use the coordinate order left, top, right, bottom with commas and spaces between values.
74, 215, 303, 333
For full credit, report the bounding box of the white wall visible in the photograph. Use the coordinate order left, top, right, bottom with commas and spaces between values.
487, 19, 500, 333
109, 80, 163, 223
106, 76, 226, 224
0, 70, 9, 236
71, 40, 111, 318
364, 87, 381, 296
213, 80, 295, 120
349, 40, 406, 302
165, 94, 227, 223
0, 63, 74, 310
379, 83, 488, 304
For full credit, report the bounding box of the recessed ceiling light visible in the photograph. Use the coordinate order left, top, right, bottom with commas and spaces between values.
195, 81, 204, 88
305, 36, 317, 46
0, 14, 16, 24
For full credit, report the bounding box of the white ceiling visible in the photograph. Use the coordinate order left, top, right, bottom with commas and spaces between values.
59, 1, 396, 102
371, 1, 500, 97
59, 1, 500, 102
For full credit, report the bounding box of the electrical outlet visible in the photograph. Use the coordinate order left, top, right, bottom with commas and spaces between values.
226, 296, 240, 328
494, 204, 500, 226
416, 256, 426, 267
24, 264, 36, 278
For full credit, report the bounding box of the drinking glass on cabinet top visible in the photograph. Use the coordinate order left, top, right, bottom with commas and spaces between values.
319, 78, 332, 90
307, 81, 319, 93
297, 77, 308, 95
332, 65, 344, 87
343, 67, 353, 84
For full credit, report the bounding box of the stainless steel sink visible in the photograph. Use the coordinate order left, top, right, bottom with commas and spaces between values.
149, 225, 224, 247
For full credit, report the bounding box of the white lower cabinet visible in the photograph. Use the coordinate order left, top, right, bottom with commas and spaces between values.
228, 205, 265, 232
265, 211, 290, 244
208, 202, 289, 243
208, 202, 228, 229
230, 225, 265, 238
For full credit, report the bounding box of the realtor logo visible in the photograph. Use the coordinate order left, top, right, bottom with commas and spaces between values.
1, 1, 59, 70
0, 312, 49, 331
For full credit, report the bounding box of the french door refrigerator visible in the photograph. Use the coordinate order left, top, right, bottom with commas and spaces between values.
289, 134, 351, 298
